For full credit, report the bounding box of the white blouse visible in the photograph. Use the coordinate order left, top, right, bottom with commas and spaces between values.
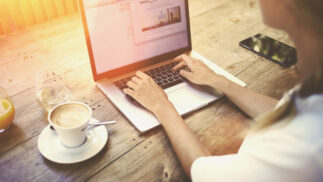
191, 88, 323, 182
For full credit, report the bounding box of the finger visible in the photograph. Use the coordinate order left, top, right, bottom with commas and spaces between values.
174, 54, 194, 70
180, 70, 194, 80
131, 76, 142, 84
136, 71, 150, 80
123, 88, 135, 97
180, 54, 194, 68
126, 80, 137, 89
174, 54, 185, 62
173, 61, 187, 71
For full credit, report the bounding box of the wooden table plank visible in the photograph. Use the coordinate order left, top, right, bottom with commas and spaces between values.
89, 130, 189, 182
20, 0, 37, 26
31, 0, 47, 24
0, 1, 13, 34
8, 0, 26, 30
188, 0, 234, 18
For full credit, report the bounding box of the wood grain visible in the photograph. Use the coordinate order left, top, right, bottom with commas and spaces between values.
72, 0, 79, 11
0, 22, 4, 35
0, 1, 13, 34
89, 131, 190, 182
20, 0, 37, 26
8, 0, 26, 30
65, 0, 76, 13
55, 0, 67, 17
31, 0, 47, 23
42, 0, 58, 20
0, 0, 77, 35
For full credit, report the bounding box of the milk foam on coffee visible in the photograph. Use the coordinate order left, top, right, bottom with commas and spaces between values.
51, 103, 89, 128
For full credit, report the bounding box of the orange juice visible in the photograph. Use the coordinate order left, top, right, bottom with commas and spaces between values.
0, 98, 15, 132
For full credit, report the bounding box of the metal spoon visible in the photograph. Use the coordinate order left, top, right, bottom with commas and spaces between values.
50, 120, 116, 131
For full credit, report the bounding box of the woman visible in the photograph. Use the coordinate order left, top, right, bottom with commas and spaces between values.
123, 0, 323, 181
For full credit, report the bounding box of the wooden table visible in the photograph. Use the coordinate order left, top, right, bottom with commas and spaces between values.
0, 0, 299, 181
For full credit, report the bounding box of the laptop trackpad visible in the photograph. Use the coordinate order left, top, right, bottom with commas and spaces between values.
166, 83, 218, 115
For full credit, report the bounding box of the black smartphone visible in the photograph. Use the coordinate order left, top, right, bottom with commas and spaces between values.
239, 33, 297, 67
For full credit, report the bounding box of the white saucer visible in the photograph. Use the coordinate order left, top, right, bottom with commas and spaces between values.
38, 118, 108, 164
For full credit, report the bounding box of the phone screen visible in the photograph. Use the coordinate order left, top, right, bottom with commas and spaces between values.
239, 34, 297, 67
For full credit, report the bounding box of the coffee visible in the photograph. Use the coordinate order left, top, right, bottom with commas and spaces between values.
51, 103, 89, 128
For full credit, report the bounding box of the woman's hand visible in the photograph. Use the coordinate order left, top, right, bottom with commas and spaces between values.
173, 54, 225, 87
123, 71, 171, 114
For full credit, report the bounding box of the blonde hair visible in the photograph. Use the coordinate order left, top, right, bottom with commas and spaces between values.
253, 0, 323, 131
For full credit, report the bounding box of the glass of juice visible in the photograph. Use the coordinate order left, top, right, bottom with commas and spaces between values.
0, 87, 15, 133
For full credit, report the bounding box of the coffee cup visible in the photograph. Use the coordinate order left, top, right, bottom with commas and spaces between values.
48, 101, 92, 148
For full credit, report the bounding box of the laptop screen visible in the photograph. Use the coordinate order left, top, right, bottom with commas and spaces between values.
79, 0, 191, 80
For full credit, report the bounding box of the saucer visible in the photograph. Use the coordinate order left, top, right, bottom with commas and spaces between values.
38, 118, 108, 164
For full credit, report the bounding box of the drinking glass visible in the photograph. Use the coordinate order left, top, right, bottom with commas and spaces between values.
35, 69, 71, 121
0, 87, 15, 133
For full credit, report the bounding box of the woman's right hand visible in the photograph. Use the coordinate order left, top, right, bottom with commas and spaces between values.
173, 54, 226, 87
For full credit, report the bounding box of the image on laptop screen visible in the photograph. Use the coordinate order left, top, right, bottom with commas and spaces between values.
81, 0, 189, 77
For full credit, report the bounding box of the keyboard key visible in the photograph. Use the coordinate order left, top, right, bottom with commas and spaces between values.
155, 67, 161, 72
165, 64, 172, 68
171, 62, 177, 66
149, 70, 155, 74
160, 65, 167, 70
144, 71, 151, 76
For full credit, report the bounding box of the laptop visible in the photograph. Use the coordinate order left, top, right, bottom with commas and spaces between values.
79, 0, 246, 133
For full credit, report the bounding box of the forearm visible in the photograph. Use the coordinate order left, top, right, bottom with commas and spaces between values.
154, 102, 211, 177
210, 76, 278, 119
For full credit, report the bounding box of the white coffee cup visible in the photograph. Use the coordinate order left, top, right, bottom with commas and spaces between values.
48, 101, 92, 148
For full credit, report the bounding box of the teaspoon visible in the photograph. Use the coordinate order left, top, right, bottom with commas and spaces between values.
50, 120, 116, 131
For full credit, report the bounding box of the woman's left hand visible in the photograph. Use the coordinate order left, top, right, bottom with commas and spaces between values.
123, 71, 171, 114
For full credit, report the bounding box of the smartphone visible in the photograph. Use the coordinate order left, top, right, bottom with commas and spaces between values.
239, 33, 297, 67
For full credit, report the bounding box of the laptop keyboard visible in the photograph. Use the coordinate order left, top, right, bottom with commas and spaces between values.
114, 62, 185, 91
